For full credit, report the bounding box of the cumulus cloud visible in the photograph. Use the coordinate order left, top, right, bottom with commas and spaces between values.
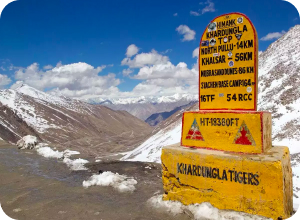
56, 61, 63, 67
190, 11, 200, 16
126, 44, 139, 57
0, 74, 11, 88
127, 59, 198, 97
260, 31, 286, 41
192, 47, 199, 58
122, 68, 133, 76
12, 62, 120, 99
121, 49, 169, 68
133, 62, 196, 81
8, 45, 200, 100
43, 65, 53, 70
200, 0, 215, 14
176, 25, 196, 41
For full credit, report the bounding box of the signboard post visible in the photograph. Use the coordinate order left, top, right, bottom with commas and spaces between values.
199, 13, 258, 111
161, 13, 293, 220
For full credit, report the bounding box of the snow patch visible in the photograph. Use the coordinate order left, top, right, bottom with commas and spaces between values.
17, 136, 88, 171
63, 158, 89, 171
121, 121, 182, 163
36, 146, 64, 158
83, 171, 137, 193
148, 195, 270, 220
17, 135, 38, 149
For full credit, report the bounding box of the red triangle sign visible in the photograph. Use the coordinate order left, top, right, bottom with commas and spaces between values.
186, 119, 204, 141
233, 121, 256, 146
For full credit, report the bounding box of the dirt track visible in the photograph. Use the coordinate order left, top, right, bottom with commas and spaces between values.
0, 140, 190, 220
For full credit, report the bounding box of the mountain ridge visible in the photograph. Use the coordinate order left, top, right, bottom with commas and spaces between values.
0, 84, 153, 158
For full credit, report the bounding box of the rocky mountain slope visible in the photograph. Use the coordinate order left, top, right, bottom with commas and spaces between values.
88, 94, 197, 120
0, 83, 153, 157
145, 101, 197, 126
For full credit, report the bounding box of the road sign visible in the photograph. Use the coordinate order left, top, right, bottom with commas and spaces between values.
181, 111, 272, 154
199, 13, 258, 110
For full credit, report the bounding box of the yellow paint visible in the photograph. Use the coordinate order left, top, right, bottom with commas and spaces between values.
181, 111, 271, 154
161, 143, 293, 220
199, 13, 258, 110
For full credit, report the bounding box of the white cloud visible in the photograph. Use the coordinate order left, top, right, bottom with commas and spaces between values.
43, 64, 53, 70
190, 11, 200, 16
176, 25, 196, 41
56, 61, 63, 67
0, 66, 5, 71
121, 49, 169, 68
126, 44, 139, 57
122, 68, 133, 76
173, 13, 178, 16
133, 61, 197, 81
260, 31, 286, 41
8, 45, 200, 100
12, 62, 120, 99
200, 0, 215, 14
0, 74, 11, 88
192, 47, 199, 58
259, 51, 263, 56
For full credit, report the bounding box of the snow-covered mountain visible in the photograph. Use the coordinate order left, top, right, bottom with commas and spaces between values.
122, 25, 300, 162
0, 83, 153, 157
87, 93, 197, 105
87, 94, 198, 121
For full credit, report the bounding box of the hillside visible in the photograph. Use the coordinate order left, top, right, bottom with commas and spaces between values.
0, 83, 153, 157
88, 94, 197, 120
145, 101, 197, 126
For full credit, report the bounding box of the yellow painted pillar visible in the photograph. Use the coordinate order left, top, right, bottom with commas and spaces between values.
161, 143, 293, 219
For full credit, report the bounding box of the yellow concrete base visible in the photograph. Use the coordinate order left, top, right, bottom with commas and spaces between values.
161, 143, 293, 219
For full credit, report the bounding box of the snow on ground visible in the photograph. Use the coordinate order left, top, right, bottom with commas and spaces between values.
17, 135, 38, 149
291, 155, 300, 211
148, 195, 270, 220
121, 121, 182, 163
83, 171, 137, 193
63, 158, 89, 171
17, 135, 88, 171
35, 144, 88, 170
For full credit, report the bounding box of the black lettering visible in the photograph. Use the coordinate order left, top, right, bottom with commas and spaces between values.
187, 164, 192, 175
222, 170, 228, 181
177, 163, 182, 174
193, 165, 197, 176
217, 168, 222, 180
248, 173, 254, 185
183, 164, 187, 174
253, 174, 260, 186
212, 168, 218, 178
197, 166, 201, 177
206, 167, 212, 178
243, 172, 248, 184
237, 172, 243, 183
229, 170, 234, 181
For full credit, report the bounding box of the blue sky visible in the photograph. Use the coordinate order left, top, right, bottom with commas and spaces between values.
0, 0, 299, 100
